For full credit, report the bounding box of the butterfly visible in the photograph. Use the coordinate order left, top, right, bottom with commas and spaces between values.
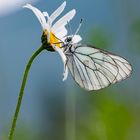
60, 22, 132, 91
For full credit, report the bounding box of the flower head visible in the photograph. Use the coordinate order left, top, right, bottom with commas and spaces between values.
23, 1, 80, 81
23, 1, 76, 49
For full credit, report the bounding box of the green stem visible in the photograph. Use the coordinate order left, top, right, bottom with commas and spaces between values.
8, 45, 45, 140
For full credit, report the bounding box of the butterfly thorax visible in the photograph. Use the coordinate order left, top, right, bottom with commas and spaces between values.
63, 44, 76, 56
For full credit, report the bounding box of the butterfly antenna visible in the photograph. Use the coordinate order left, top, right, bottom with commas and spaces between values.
74, 18, 83, 36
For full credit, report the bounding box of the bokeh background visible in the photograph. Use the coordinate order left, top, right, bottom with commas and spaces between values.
0, 0, 139, 140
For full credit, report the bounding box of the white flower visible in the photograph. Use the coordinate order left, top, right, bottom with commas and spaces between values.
23, 1, 76, 81
23, 1, 76, 47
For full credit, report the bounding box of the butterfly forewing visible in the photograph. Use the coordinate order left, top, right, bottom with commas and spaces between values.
65, 44, 132, 91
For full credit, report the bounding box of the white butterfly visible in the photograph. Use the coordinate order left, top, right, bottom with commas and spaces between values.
59, 22, 132, 91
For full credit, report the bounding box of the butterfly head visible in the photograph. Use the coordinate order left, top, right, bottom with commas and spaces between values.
65, 36, 73, 44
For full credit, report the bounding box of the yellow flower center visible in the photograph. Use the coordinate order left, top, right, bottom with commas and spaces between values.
44, 30, 61, 48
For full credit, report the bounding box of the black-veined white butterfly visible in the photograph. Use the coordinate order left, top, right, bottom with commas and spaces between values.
60, 22, 132, 91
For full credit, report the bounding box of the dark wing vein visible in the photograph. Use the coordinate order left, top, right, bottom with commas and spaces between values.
65, 44, 132, 91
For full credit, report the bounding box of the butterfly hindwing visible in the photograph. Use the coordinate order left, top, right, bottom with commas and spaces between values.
65, 44, 132, 91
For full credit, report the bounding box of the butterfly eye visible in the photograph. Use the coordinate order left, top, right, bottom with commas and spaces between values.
65, 37, 72, 43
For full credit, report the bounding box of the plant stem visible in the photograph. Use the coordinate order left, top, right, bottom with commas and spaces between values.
8, 45, 45, 140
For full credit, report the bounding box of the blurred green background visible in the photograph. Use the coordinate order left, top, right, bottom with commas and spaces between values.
0, 0, 139, 140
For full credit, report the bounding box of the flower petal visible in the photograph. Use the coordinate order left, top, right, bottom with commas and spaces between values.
52, 9, 76, 33
43, 11, 52, 31
63, 65, 68, 81
43, 1, 66, 28
55, 27, 68, 39
43, 11, 49, 19
53, 25, 66, 34
23, 4, 48, 30
50, 1, 66, 22
51, 44, 68, 81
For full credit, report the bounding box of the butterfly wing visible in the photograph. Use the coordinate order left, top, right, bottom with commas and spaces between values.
65, 44, 132, 91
